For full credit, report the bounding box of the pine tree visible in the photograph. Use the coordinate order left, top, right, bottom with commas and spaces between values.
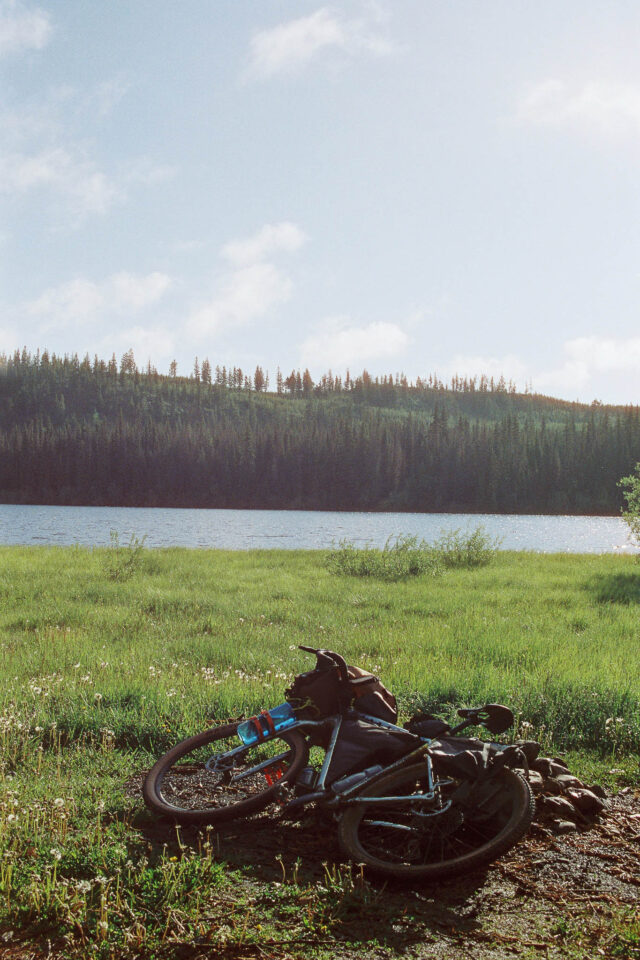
302, 368, 313, 397
120, 349, 136, 375
254, 366, 265, 392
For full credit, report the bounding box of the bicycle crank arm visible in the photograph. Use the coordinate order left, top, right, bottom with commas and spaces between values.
279, 790, 331, 815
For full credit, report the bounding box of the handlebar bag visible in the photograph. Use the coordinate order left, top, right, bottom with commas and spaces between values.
285, 663, 344, 719
285, 661, 398, 723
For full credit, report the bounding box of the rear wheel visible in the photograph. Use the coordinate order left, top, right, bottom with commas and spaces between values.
143, 723, 309, 826
337, 763, 534, 880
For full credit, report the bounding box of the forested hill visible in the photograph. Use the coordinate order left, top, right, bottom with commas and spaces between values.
1, 349, 640, 514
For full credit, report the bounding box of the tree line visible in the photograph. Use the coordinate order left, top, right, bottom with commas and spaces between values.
1, 348, 639, 514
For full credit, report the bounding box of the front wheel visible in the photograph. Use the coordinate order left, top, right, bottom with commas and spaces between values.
143, 722, 309, 826
337, 764, 534, 880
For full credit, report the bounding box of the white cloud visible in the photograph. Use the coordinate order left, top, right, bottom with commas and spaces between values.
24, 272, 172, 330
110, 272, 173, 311
565, 335, 640, 371
0, 148, 120, 218
536, 335, 640, 397
440, 352, 528, 385
189, 222, 305, 337
0, 0, 51, 58
27, 279, 104, 326
0, 89, 174, 226
124, 157, 175, 188
221, 222, 306, 265
0, 147, 175, 223
438, 339, 640, 401
189, 263, 293, 337
300, 318, 409, 370
516, 79, 640, 138
95, 325, 176, 369
247, 6, 394, 79
92, 75, 130, 117
0, 322, 18, 355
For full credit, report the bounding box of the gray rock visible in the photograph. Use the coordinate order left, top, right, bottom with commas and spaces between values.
532, 758, 574, 778
545, 778, 565, 795
514, 740, 542, 763
552, 819, 578, 834
544, 796, 579, 819
531, 757, 554, 776
554, 773, 584, 789
566, 788, 607, 815
526, 770, 544, 788
549, 762, 576, 778
589, 784, 608, 799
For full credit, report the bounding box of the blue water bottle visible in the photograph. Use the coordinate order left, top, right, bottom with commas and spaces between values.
237, 702, 296, 745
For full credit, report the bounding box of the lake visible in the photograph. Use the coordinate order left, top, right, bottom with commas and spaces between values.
0, 504, 637, 553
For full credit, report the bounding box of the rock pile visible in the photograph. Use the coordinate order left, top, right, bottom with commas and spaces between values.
514, 741, 608, 834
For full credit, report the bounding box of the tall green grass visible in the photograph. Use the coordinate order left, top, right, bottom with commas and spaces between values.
0, 545, 638, 956
325, 527, 499, 580
1, 545, 639, 753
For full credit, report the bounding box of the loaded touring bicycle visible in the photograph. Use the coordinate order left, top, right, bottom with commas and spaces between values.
144, 647, 535, 880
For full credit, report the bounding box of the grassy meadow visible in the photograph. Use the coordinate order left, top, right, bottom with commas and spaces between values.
0, 543, 639, 957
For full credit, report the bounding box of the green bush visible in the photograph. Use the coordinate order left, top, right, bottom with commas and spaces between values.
100, 530, 148, 581
619, 462, 640, 554
430, 525, 500, 568
326, 534, 442, 581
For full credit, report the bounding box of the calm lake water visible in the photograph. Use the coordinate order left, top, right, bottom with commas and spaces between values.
0, 504, 636, 553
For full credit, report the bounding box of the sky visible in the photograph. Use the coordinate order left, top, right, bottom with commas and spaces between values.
2, 0, 640, 404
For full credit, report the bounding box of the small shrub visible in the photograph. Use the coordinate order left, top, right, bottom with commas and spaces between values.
430, 525, 500, 568
101, 530, 148, 581
326, 535, 442, 582
619, 462, 640, 555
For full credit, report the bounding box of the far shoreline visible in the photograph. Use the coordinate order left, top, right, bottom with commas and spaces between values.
0, 500, 624, 518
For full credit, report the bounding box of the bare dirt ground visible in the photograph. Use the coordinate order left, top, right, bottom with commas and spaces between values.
192, 789, 639, 960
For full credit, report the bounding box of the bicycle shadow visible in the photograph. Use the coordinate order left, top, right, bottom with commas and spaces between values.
135, 809, 493, 952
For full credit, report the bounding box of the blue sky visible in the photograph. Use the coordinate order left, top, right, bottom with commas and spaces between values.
2, 0, 640, 403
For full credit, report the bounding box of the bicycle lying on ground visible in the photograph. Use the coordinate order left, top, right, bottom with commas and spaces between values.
143, 647, 535, 880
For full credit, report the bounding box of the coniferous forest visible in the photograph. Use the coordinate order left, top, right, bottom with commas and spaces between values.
1, 348, 640, 514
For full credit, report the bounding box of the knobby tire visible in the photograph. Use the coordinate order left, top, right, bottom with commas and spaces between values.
337, 763, 535, 880
143, 722, 309, 826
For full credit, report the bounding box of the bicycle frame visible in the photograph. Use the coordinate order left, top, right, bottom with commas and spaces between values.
213, 709, 449, 811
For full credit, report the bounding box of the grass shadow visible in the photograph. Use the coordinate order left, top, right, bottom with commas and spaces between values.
588, 572, 640, 605
135, 809, 491, 954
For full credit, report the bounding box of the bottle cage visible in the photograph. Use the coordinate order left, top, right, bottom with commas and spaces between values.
246, 710, 277, 741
